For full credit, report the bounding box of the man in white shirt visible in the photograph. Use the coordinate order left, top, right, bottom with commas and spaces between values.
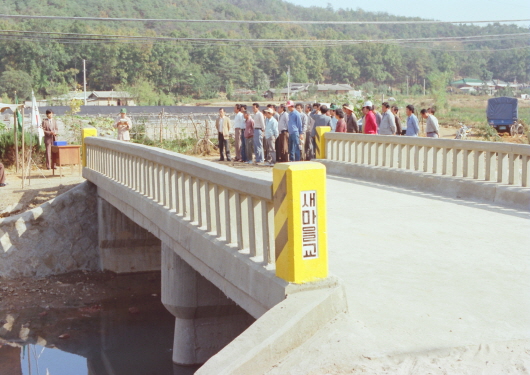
379, 102, 397, 135
276, 104, 290, 162
233, 104, 244, 161
252, 103, 265, 163
421, 108, 440, 138
264, 108, 279, 165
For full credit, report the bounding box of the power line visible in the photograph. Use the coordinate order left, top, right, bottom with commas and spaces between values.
0, 29, 527, 46
0, 13, 529, 25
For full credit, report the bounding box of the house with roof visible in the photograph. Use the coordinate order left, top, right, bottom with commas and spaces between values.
87, 91, 136, 106
263, 83, 312, 101
314, 84, 355, 95
264, 83, 356, 100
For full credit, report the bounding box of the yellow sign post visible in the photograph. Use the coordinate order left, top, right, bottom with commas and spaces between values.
81, 127, 97, 167
315, 126, 331, 159
273, 162, 328, 283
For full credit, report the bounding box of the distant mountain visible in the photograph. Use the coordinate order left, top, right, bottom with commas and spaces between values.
0, 0, 527, 101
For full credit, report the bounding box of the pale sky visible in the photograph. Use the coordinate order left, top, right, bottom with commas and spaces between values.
287, 0, 530, 26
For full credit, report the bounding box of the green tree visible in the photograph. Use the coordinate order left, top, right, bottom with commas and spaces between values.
428, 71, 451, 112
0, 70, 33, 101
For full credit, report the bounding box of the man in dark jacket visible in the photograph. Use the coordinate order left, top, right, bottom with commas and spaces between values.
41, 109, 59, 169
343, 104, 359, 133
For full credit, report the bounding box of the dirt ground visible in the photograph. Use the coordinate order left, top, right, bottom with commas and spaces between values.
0, 270, 160, 312
0, 166, 85, 217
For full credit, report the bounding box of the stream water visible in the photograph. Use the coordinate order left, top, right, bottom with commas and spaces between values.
0, 272, 201, 375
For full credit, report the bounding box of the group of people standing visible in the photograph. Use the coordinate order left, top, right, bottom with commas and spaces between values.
220, 101, 361, 165
217, 99, 440, 165
360, 101, 439, 138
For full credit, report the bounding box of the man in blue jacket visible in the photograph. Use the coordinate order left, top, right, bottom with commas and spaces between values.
405, 105, 420, 136
286, 100, 303, 161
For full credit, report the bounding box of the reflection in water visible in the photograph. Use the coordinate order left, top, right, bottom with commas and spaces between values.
0, 273, 201, 375
21, 344, 87, 375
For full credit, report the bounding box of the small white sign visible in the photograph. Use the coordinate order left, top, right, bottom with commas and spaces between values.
301, 190, 318, 259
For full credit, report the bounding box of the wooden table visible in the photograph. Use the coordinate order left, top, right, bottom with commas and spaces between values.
51, 145, 82, 177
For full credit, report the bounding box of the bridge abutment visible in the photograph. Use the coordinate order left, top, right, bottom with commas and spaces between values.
161, 243, 254, 366
97, 197, 161, 273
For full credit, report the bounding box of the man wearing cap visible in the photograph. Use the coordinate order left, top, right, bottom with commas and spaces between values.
42, 109, 59, 169
114, 108, 132, 141
343, 104, 359, 133
264, 108, 278, 165
252, 103, 265, 163
216, 108, 232, 161
276, 104, 290, 162
267, 104, 279, 121
362, 101, 378, 135
286, 100, 303, 161
379, 102, 397, 135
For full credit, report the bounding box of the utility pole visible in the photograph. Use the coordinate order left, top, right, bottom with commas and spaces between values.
423, 78, 426, 96
406, 76, 409, 96
83, 59, 87, 106
14, 90, 18, 173
287, 65, 290, 100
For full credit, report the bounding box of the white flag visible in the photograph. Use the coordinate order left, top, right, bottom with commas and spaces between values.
31, 91, 44, 145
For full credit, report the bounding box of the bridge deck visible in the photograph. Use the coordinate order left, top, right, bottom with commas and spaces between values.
267, 173, 530, 373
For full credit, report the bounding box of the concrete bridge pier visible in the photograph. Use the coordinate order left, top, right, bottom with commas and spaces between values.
161, 243, 254, 366
98, 197, 161, 273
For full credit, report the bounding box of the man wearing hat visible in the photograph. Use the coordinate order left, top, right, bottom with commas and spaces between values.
264, 108, 279, 165
114, 108, 132, 141
286, 100, 303, 161
362, 101, 378, 134
343, 104, 359, 133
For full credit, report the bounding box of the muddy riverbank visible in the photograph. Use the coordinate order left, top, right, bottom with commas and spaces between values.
0, 271, 200, 375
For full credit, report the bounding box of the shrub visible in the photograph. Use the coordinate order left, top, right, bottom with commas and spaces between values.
475, 123, 502, 142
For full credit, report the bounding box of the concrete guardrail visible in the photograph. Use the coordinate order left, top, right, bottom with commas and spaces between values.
323, 133, 530, 188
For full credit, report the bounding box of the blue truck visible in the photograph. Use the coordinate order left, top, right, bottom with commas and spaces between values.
486, 97, 518, 133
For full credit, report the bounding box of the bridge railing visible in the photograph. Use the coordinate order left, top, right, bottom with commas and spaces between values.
324, 133, 530, 187
85, 137, 276, 266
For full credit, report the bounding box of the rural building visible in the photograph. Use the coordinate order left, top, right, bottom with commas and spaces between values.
26, 90, 136, 106
87, 91, 135, 106
264, 83, 356, 100
450, 78, 519, 95
314, 84, 355, 95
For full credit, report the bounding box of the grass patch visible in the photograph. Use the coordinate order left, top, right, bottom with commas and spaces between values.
132, 137, 210, 154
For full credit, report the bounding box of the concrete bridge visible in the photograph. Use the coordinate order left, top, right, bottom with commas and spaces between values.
66, 131, 530, 372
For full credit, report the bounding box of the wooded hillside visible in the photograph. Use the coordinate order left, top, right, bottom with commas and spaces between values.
0, 0, 528, 103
